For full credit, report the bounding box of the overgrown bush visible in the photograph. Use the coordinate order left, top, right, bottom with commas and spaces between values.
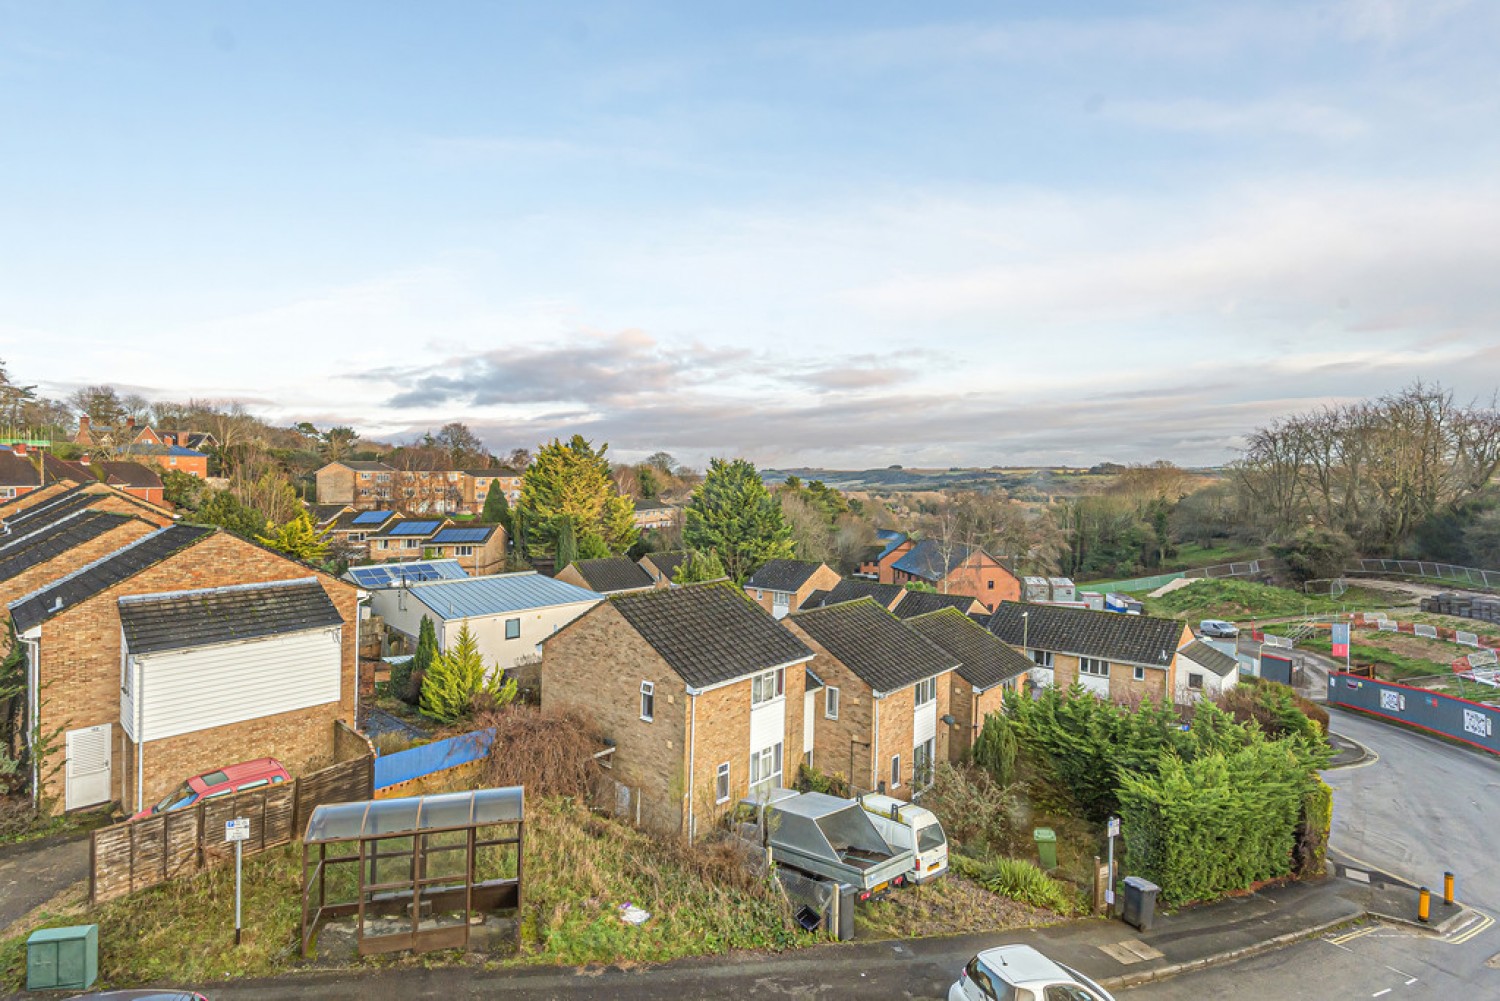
919, 763, 1024, 858
474, 704, 604, 800
950, 854, 1075, 913
1217, 680, 1328, 739
1294, 776, 1333, 879
793, 762, 851, 799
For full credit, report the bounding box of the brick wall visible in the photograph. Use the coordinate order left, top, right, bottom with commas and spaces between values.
316, 465, 356, 506
784, 622, 876, 790
796, 565, 842, 611
939, 553, 1020, 612
33, 531, 359, 813
947, 679, 1011, 762
1112, 665, 1169, 704
124, 703, 340, 813
541, 602, 689, 833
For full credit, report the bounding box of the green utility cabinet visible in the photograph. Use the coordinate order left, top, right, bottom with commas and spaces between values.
26, 924, 98, 991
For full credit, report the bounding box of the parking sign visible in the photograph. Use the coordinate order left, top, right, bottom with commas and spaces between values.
225, 817, 250, 843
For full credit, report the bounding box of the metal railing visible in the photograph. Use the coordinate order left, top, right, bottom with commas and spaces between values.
1348, 559, 1500, 590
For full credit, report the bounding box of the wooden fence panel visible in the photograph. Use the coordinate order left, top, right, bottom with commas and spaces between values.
90, 755, 374, 905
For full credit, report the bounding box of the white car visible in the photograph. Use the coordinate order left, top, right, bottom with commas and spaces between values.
1198, 619, 1239, 639
949, 944, 1116, 1001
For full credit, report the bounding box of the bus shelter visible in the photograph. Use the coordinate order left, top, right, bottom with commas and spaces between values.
301, 787, 523, 956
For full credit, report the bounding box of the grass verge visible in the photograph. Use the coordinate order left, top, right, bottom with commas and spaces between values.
854, 872, 1059, 941
1142, 579, 1404, 623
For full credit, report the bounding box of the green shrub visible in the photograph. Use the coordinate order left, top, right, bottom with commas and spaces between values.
794, 762, 851, 799
951, 854, 1074, 913
1295, 776, 1332, 879
972, 713, 1018, 787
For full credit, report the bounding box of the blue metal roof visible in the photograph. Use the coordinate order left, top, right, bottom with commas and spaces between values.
408, 572, 602, 620
389, 520, 442, 536
874, 529, 907, 562
430, 526, 492, 544
344, 560, 469, 589
352, 510, 393, 525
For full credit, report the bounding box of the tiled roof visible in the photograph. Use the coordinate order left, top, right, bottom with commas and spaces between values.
118, 578, 343, 656
891, 539, 976, 581
610, 581, 813, 691
788, 598, 958, 695
802, 588, 829, 608
2, 489, 94, 534
745, 559, 826, 593
98, 461, 162, 489
986, 602, 1188, 668
41, 454, 95, 485
0, 510, 134, 583
0, 450, 40, 488
892, 590, 982, 619
408, 572, 601, 620
311, 504, 351, 526
1179, 639, 1240, 678
639, 551, 689, 582
328, 509, 400, 532
633, 498, 674, 513
566, 556, 655, 593
336, 461, 393, 471
121, 444, 207, 458
906, 607, 1033, 691
815, 578, 905, 610
462, 467, 520, 477
10, 525, 214, 633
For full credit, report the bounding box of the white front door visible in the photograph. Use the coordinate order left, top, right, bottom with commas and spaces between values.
64, 724, 112, 811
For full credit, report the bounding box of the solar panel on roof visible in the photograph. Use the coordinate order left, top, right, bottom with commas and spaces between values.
352, 510, 391, 525
390, 521, 441, 536
434, 527, 489, 544
346, 561, 469, 589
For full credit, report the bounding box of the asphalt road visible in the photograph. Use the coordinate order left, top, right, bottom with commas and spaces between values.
1124, 708, 1500, 999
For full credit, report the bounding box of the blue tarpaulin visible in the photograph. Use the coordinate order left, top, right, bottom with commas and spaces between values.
374, 728, 496, 789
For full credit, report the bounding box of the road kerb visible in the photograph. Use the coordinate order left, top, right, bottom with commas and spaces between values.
1099, 912, 1365, 990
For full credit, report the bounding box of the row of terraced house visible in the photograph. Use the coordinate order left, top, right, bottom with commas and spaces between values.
538, 552, 1240, 837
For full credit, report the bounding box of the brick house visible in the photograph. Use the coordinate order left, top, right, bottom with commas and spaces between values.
985, 602, 1192, 704
95, 461, 166, 506
424, 524, 508, 576
891, 590, 985, 619
856, 529, 912, 580
631, 499, 679, 532
782, 598, 958, 799
555, 557, 656, 596
364, 517, 451, 563
316, 461, 397, 508
638, 551, 689, 588
743, 560, 842, 619
905, 607, 1032, 762
462, 467, 522, 509
887, 539, 1020, 612
121, 444, 210, 479
317, 462, 520, 516
320, 508, 400, 557
542, 582, 814, 836
9, 525, 359, 814
73, 415, 162, 448
0, 446, 41, 501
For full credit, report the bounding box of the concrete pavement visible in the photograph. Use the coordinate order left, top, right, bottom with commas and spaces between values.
0, 834, 88, 936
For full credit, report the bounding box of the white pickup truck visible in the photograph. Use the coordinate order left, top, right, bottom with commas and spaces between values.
859, 793, 949, 884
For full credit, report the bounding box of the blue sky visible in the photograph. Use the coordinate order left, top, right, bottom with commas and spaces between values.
5, 1, 1500, 467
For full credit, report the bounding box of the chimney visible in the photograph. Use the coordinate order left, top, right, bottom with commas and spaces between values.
125, 415, 136, 430
78, 415, 90, 433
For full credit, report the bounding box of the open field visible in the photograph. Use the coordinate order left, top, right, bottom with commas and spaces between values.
1141, 579, 1408, 623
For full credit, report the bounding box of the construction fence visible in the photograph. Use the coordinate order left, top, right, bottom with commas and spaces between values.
1327, 672, 1500, 756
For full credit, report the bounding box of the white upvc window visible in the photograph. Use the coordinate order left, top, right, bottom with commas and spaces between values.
914, 676, 937, 706
1079, 657, 1109, 677
505, 618, 521, 640
772, 591, 790, 609
454, 545, 474, 557
890, 754, 901, 789
640, 681, 655, 721
715, 763, 730, 804
825, 687, 840, 720
1031, 650, 1053, 668
1133, 666, 1146, 681
913, 737, 935, 788
750, 667, 785, 707
750, 742, 783, 790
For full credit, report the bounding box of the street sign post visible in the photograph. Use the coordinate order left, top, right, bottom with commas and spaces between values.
1105, 816, 1120, 906
1331, 622, 1351, 664
226, 818, 249, 944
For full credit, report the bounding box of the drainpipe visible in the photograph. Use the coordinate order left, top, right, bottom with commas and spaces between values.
687, 692, 698, 839
24, 636, 39, 807
135, 664, 146, 813
872, 694, 881, 792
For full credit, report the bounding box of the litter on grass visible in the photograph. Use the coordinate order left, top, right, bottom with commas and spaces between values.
618, 903, 652, 925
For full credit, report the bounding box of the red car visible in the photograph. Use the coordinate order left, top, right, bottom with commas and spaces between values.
133, 758, 290, 820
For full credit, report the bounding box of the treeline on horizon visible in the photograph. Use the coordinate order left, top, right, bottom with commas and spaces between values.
4, 361, 1497, 582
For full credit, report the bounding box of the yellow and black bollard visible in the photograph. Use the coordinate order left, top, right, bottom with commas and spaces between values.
1444, 871, 1456, 906
1418, 886, 1431, 923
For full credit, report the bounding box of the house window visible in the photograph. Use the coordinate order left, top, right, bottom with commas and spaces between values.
505, 618, 521, 640
825, 687, 840, 720
715, 763, 730, 804
168, 457, 177, 466
376, 540, 389, 550
640, 681, 655, 721
987, 579, 994, 590
1031, 650, 1053, 668
1133, 666, 1146, 682
914, 677, 937, 706
749, 743, 783, 790
751, 667, 785, 707
755, 589, 764, 599
913, 738, 935, 788
0, 487, 14, 499
890, 754, 901, 789
772, 591, 790, 610
1079, 657, 1109, 677
454, 545, 474, 557
1188, 673, 1204, 690
360, 472, 371, 480
349, 532, 365, 543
